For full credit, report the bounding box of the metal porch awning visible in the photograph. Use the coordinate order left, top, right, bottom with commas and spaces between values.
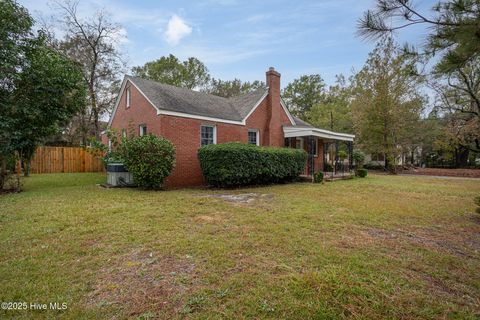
283, 126, 355, 142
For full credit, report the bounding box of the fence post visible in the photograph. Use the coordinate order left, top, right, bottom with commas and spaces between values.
81, 148, 86, 172
61, 147, 65, 173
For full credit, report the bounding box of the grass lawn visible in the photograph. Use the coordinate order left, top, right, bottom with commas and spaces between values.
1, 173, 480, 319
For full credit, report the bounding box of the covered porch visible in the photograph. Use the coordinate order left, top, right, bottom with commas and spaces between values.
283, 125, 355, 180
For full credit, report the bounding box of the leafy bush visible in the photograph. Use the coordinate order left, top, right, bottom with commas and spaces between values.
364, 163, 385, 170
356, 168, 368, 178
314, 171, 324, 183
338, 150, 348, 160
120, 134, 175, 189
324, 162, 334, 172
0, 153, 21, 192
198, 142, 307, 187
353, 151, 365, 167
87, 129, 124, 165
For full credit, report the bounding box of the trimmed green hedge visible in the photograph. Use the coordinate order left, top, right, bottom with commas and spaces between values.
120, 134, 175, 189
356, 168, 368, 178
198, 142, 307, 187
314, 171, 324, 183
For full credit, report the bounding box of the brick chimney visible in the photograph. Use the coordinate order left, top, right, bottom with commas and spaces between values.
265, 67, 281, 146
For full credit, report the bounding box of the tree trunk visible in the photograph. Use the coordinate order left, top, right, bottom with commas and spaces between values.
23, 159, 30, 177
15, 151, 21, 192
456, 147, 469, 168
0, 156, 6, 190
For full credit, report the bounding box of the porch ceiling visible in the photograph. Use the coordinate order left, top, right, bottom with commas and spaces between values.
283, 126, 355, 142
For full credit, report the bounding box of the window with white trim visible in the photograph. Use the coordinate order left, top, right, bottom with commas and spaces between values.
200, 125, 216, 146
248, 129, 259, 146
139, 124, 147, 136
126, 88, 131, 108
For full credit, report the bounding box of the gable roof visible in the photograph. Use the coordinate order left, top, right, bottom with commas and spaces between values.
127, 76, 254, 121
108, 75, 296, 127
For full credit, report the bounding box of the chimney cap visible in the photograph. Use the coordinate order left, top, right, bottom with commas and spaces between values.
268, 67, 275, 71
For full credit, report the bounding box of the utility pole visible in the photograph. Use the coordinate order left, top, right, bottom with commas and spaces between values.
330, 111, 333, 130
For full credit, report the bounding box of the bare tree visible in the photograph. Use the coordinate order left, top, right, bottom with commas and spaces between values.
55, 0, 126, 143
430, 57, 480, 153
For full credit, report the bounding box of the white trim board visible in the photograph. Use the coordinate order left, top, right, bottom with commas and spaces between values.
243, 89, 269, 122
157, 109, 244, 125
280, 99, 296, 126
284, 126, 355, 142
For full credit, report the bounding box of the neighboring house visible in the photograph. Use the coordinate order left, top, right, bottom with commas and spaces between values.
364, 149, 422, 168
105, 68, 354, 188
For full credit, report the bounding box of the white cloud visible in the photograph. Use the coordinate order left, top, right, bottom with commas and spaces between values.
164, 15, 192, 46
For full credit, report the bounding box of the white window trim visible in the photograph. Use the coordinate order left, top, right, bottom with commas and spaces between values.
200, 124, 217, 146
248, 129, 260, 146
126, 88, 131, 108
139, 124, 147, 136
313, 138, 318, 157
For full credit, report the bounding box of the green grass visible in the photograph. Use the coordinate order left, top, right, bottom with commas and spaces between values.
1, 173, 479, 319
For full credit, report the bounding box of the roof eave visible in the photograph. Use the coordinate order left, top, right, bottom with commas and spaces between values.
283, 126, 355, 142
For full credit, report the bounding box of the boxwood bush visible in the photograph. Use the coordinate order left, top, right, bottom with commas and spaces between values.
314, 171, 324, 183
120, 134, 175, 189
198, 142, 307, 187
356, 168, 368, 178
324, 162, 334, 172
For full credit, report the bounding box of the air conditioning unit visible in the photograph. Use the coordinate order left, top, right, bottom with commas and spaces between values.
106, 163, 135, 187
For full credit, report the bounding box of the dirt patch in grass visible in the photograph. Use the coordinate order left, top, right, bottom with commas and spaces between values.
402, 168, 480, 178
364, 227, 477, 258
196, 193, 274, 207
87, 249, 197, 317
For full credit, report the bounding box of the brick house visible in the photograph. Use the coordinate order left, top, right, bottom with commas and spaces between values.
105, 67, 354, 188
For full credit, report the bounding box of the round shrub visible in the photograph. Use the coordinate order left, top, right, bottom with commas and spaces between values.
198, 142, 307, 187
314, 171, 324, 183
356, 168, 368, 178
120, 134, 175, 189
324, 162, 334, 172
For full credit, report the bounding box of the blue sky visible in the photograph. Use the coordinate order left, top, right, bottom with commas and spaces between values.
20, 0, 436, 88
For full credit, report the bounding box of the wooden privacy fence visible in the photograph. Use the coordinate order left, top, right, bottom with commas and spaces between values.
29, 146, 104, 174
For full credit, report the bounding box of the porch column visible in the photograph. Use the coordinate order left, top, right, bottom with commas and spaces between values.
348, 141, 353, 171
334, 141, 339, 175
309, 136, 315, 177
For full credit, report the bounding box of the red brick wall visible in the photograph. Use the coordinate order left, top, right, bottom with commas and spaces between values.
265, 68, 289, 147
290, 138, 324, 173
107, 76, 297, 188
106, 82, 161, 142
159, 115, 247, 188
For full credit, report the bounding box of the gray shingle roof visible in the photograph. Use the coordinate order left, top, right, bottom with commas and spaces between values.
292, 116, 313, 127
127, 75, 268, 122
